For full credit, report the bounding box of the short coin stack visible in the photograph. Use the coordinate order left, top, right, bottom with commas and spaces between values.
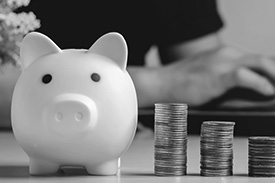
154, 103, 188, 176
248, 136, 275, 177
200, 121, 235, 176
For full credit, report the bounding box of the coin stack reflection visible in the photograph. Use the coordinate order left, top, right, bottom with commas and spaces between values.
154, 103, 188, 176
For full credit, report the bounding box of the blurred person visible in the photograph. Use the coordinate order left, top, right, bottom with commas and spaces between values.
17, 0, 275, 109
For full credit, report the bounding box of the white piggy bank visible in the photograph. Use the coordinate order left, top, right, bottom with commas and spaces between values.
11, 32, 138, 175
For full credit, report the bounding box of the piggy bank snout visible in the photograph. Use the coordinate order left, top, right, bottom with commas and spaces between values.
53, 100, 90, 123
44, 94, 97, 135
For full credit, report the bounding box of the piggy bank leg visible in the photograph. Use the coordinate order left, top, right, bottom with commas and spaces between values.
29, 158, 59, 175
85, 159, 119, 175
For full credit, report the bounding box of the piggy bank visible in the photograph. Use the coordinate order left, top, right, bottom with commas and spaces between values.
11, 32, 137, 175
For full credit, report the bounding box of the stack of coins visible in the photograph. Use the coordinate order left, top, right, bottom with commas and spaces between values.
248, 136, 275, 177
200, 121, 235, 176
154, 103, 188, 176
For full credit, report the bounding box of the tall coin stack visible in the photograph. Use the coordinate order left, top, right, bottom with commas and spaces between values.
248, 137, 275, 177
154, 103, 188, 176
200, 121, 235, 176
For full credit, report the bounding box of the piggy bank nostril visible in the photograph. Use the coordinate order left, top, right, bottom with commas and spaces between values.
55, 112, 63, 121
75, 112, 83, 121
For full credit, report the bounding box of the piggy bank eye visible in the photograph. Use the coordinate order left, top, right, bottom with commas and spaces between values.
91, 73, 100, 82
42, 74, 52, 84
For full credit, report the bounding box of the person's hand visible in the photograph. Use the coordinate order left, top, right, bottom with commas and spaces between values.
157, 46, 275, 106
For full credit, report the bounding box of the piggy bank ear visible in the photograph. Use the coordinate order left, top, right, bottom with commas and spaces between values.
88, 32, 128, 70
20, 32, 61, 69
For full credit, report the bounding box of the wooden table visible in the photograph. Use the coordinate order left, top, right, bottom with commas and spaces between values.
0, 129, 274, 183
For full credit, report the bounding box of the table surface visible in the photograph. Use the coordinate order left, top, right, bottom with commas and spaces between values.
0, 130, 274, 183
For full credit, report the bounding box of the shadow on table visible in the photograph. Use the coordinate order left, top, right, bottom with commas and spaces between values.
121, 172, 155, 177
0, 166, 100, 178
0, 166, 29, 178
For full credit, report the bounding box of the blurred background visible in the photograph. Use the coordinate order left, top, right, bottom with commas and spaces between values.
1, 0, 275, 134
221, 0, 275, 56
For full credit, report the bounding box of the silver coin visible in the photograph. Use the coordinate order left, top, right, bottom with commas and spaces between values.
200, 121, 235, 177
154, 103, 188, 176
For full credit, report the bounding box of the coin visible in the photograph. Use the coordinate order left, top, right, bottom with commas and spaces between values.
200, 121, 235, 176
248, 136, 275, 177
154, 103, 188, 176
